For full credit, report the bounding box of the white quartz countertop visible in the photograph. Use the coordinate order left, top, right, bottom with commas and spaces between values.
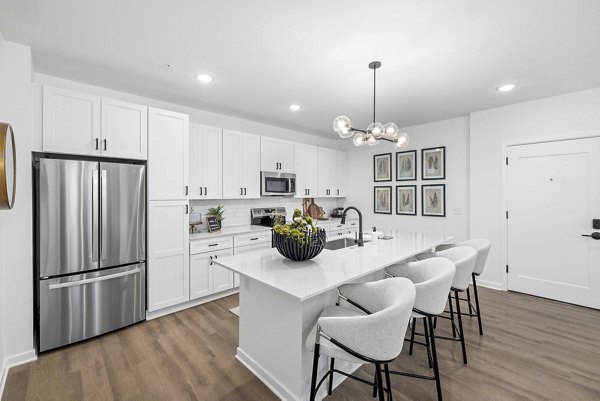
213, 230, 453, 301
189, 225, 272, 241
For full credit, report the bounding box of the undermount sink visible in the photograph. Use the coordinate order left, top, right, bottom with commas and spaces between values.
324, 237, 370, 251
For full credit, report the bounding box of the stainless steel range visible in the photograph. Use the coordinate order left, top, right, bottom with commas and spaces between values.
251, 207, 287, 227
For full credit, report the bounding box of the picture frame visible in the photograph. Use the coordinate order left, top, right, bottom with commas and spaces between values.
206, 216, 221, 232
422, 184, 446, 217
422, 146, 446, 180
373, 153, 392, 182
374, 186, 392, 214
396, 185, 417, 215
396, 150, 416, 181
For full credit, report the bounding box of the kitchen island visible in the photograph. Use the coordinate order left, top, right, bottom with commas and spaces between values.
213, 231, 452, 401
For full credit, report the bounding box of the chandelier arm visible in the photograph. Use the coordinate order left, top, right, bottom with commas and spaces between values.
351, 127, 368, 134
373, 66, 376, 124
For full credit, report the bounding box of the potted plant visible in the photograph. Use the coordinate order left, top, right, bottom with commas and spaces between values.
273, 209, 326, 261
207, 205, 225, 229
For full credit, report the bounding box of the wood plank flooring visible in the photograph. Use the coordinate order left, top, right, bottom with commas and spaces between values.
3, 287, 600, 400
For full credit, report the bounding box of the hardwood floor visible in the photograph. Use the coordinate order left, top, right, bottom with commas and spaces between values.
3, 287, 600, 401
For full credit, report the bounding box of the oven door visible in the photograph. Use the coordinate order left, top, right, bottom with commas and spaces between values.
261, 172, 296, 196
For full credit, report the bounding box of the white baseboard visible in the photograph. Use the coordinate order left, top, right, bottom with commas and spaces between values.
146, 288, 239, 320
0, 349, 37, 399
236, 347, 295, 401
476, 278, 504, 291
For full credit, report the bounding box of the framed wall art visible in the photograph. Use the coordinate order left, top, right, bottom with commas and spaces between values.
374, 186, 392, 214
396, 150, 416, 181
422, 184, 446, 217
396, 185, 416, 215
373, 153, 392, 182
422, 146, 445, 180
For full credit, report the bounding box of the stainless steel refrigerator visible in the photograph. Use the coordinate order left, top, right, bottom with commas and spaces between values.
34, 155, 146, 352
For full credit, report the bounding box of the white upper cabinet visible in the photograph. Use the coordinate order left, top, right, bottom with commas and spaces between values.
261, 136, 294, 173
317, 147, 337, 197
101, 98, 148, 160
294, 143, 319, 198
222, 129, 261, 199
43, 87, 148, 159
43, 86, 101, 156
189, 124, 223, 199
148, 108, 189, 200
335, 150, 347, 197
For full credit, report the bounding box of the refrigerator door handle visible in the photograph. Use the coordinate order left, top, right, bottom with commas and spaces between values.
48, 268, 142, 290
92, 169, 99, 262
101, 170, 108, 260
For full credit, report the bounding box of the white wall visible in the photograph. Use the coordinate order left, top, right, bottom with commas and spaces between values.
0, 27, 6, 390
0, 39, 37, 392
344, 116, 470, 240
470, 87, 600, 289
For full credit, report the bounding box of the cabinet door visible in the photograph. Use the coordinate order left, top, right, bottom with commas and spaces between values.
212, 249, 234, 293
43, 86, 101, 156
101, 98, 148, 160
148, 108, 189, 200
261, 136, 294, 173
189, 252, 212, 299
241, 133, 261, 198
148, 200, 190, 311
294, 143, 319, 198
318, 147, 337, 197
233, 242, 273, 286
189, 124, 203, 199
202, 126, 223, 199
335, 150, 347, 197
222, 129, 243, 199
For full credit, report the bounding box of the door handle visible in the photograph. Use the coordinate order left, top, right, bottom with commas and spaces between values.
582, 232, 600, 240
101, 170, 107, 261
92, 169, 99, 262
49, 268, 141, 290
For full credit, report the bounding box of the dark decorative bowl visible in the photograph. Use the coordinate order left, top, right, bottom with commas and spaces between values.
272, 228, 327, 261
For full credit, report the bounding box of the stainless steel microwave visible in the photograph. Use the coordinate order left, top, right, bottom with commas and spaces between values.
261, 171, 296, 196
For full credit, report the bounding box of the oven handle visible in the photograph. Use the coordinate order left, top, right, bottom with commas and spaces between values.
48, 268, 141, 290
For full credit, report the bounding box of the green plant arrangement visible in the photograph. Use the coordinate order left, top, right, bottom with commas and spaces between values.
207, 205, 225, 227
272, 209, 326, 261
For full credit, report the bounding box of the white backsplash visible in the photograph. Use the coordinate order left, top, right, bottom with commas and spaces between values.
190, 197, 345, 230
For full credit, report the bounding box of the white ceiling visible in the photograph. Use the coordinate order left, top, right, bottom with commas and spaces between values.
1, 0, 600, 136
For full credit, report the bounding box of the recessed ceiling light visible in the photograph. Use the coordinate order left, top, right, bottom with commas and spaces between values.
196, 74, 213, 84
289, 104, 301, 111
497, 83, 517, 92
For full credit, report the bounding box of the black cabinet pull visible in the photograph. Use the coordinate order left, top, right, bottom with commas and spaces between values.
185, 186, 188, 195
103, 139, 107, 151
240, 188, 243, 195
337, 189, 339, 195
250, 237, 259, 241
204, 187, 207, 195
244, 188, 247, 195
200, 187, 203, 195
209, 243, 218, 247
307, 189, 310, 196
185, 205, 189, 214
209, 255, 213, 265
95, 138, 99, 150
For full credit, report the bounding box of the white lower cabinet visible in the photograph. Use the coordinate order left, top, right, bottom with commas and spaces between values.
233, 241, 273, 287
148, 200, 190, 312
190, 248, 233, 300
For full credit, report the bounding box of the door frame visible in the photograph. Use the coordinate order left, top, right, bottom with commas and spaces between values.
501, 130, 600, 292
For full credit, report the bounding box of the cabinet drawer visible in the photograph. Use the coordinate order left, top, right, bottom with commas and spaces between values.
190, 236, 233, 254
346, 220, 359, 230
234, 231, 272, 247
330, 222, 347, 231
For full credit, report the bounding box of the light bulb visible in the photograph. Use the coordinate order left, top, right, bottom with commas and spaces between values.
383, 123, 398, 138
367, 122, 384, 139
333, 116, 353, 138
367, 135, 380, 146
353, 133, 368, 146
196, 74, 213, 83
394, 132, 410, 148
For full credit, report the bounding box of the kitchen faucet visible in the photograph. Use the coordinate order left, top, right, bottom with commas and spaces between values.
341, 206, 363, 246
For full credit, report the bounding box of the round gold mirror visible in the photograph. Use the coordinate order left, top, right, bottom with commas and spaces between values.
0, 123, 16, 210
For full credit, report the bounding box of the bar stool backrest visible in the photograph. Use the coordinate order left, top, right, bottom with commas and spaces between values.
457, 239, 491, 276
435, 246, 477, 291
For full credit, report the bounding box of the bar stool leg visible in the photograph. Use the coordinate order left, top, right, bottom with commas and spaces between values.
454, 290, 468, 364
309, 343, 320, 401
423, 318, 433, 368
375, 363, 385, 401
409, 317, 416, 355
466, 288, 473, 315
384, 363, 393, 401
447, 294, 457, 338
427, 315, 443, 401
472, 274, 484, 335
328, 358, 335, 396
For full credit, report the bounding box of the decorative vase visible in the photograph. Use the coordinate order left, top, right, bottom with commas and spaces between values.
272, 228, 327, 261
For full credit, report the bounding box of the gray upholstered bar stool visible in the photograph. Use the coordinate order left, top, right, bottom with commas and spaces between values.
437, 239, 491, 335
306, 278, 416, 401
415, 246, 477, 365
385, 257, 456, 401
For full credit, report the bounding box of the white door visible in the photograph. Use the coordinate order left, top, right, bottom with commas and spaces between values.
42, 86, 101, 156
223, 129, 243, 199
318, 147, 336, 197
212, 249, 234, 293
148, 108, 189, 200
201, 126, 223, 199
294, 143, 318, 198
507, 137, 600, 309
101, 98, 148, 160
261, 137, 294, 173
335, 150, 347, 197
241, 133, 261, 198
189, 252, 212, 299
148, 200, 190, 311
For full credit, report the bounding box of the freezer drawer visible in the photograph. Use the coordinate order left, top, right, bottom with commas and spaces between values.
39, 263, 146, 352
